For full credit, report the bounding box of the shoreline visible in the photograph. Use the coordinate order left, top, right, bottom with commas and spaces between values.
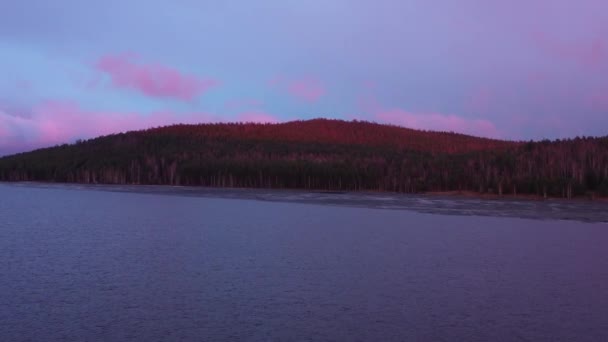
422, 190, 608, 202
2, 180, 607, 203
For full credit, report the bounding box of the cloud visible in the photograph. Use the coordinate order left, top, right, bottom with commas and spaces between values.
0, 100, 282, 156
95, 53, 219, 100
270, 76, 326, 102
0, 108, 38, 155
356, 92, 500, 138
0, 101, 216, 155
375, 109, 500, 138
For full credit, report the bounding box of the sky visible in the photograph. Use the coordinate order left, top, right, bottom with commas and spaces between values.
1, 0, 607, 155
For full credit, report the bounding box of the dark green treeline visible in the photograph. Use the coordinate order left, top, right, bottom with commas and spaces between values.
1, 119, 607, 198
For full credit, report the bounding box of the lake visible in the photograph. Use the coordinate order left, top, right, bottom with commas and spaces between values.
1, 183, 607, 341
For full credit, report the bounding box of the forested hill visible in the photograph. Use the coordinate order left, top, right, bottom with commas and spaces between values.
1, 118, 607, 198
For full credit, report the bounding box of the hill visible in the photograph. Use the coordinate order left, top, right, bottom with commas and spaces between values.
1, 118, 607, 198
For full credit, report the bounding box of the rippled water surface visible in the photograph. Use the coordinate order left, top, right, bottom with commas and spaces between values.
1, 183, 607, 341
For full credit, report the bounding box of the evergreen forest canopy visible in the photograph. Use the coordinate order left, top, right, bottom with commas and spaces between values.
1, 118, 607, 198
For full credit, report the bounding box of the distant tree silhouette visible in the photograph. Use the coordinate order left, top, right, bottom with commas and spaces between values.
1, 119, 607, 198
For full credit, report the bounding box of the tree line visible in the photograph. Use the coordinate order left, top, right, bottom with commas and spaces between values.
1, 119, 607, 198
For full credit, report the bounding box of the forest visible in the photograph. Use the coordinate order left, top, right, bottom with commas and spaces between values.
1, 118, 607, 198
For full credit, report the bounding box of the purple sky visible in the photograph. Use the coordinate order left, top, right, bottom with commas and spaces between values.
1, 0, 607, 155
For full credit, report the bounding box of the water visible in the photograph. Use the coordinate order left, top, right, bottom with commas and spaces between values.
1, 184, 607, 341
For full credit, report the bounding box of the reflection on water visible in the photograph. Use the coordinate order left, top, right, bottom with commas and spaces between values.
7, 182, 608, 223
1, 183, 607, 341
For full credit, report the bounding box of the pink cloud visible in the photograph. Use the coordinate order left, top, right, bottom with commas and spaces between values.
355, 92, 500, 138
0, 111, 14, 138
0, 108, 38, 154
0, 101, 216, 155
270, 76, 326, 103
376, 109, 500, 138
0, 100, 284, 155
96, 53, 219, 100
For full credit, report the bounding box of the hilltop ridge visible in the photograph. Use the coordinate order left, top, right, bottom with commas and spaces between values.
1, 119, 607, 198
